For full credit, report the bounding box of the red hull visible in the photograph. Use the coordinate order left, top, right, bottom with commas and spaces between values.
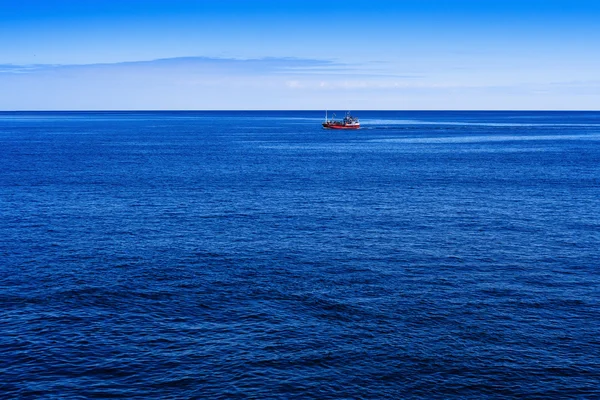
322, 123, 360, 130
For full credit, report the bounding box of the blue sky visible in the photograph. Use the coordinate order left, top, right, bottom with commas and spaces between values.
1, 0, 599, 110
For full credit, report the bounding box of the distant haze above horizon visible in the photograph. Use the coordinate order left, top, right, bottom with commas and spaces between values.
1, 0, 599, 110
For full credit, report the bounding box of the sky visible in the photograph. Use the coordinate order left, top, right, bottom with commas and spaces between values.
1, 0, 599, 110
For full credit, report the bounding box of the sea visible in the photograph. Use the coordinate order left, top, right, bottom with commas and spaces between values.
1, 111, 599, 399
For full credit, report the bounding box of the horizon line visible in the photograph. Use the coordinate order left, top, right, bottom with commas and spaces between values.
1, 109, 599, 112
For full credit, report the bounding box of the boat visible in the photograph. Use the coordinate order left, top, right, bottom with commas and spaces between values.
322, 111, 360, 129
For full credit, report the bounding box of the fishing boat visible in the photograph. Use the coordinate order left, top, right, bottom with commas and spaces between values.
322, 111, 360, 129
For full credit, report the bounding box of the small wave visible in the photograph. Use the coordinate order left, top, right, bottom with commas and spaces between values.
372, 134, 600, 144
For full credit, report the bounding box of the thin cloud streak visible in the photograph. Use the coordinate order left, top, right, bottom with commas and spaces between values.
0, 56, 422, 81
0, 57, 345, 75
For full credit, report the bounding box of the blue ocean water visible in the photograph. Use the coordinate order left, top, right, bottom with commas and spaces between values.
1, 111, 599, 398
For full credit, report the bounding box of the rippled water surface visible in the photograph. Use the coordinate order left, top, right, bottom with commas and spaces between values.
1, 111, 599, 398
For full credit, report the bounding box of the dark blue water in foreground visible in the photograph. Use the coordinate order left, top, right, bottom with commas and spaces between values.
1, 111, 599, 398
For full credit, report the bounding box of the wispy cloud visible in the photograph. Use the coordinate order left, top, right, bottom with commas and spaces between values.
0, 56, 344, 75
0, 56, 422, 80
0, 64, 61, 74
